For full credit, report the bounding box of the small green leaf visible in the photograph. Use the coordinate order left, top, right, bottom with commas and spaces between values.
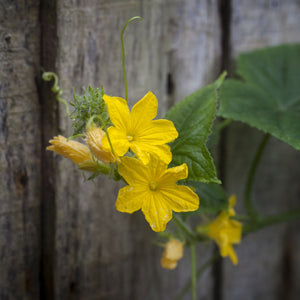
166, 72, 226, 183
181, 181, 229, 217
218, 44, 300, 151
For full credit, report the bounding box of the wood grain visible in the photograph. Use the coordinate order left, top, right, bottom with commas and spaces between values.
0, 1, 41, 299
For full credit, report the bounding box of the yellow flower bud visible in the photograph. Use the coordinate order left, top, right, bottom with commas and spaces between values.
47, 135, 93, 164
85, 127, 115, 164
161, 239, 183, 270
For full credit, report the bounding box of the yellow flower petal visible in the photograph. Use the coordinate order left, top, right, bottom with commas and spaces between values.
151, 144, 173, 164
116, 185, 147, 213
129, 120, 177, 163
228, 194, 237, 216
130, 153, 168, 180
102, 127, 129, 156
130, 91, 158, 128
136, 119, 178, 144
160, 185, 199, 212
220, 244, 238, 265
160, 163, 188, 185
225, 220, 242, 244
47, 135, 92, 164
228, 246, 238, 265
142, 192, 172, 232
118, 156, 151, 185
130, 143, 172, 165
128, 143, 151, 165
103, 94, 130, 130
229, 195, 236, 207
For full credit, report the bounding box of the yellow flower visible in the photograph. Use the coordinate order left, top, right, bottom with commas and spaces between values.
101, 91, 178, 164
206, 195, 242, 265
85, 127, 116, 164
116, 155, 199, 232
161, 239, 184, 270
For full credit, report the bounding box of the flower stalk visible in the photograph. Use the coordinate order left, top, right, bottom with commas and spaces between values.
177, 252, 220, 300
244, 133, 270, 219
120, 16, 142, 101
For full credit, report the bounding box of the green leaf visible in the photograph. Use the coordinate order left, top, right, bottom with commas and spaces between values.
218, 44, 300, 151
181, 182, 229, 218
166, 72, 226, 183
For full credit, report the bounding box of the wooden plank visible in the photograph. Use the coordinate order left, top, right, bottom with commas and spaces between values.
0, 1, 41, 299
231, 0, 300, 57
222, 1, 300, 299
39, 0, 60, 299
52, 0, 221, 298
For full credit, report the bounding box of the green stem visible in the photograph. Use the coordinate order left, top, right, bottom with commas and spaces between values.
190, 244, 197, 300
232, 214, 252, 222
86, 114, 116, 157
177, 252, 220, 300
172, 214, 196, 241
244, 133, 270, 218
103, 127, 115, 157
120, 16, 142, 101
243, 208, 300, 235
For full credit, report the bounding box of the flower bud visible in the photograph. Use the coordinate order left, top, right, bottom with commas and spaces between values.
160, 239, 183, 270
47, 135, 93, 164
85, 127, 115, 164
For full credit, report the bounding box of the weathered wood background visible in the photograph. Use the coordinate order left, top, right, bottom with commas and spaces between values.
1, 0, 300, 299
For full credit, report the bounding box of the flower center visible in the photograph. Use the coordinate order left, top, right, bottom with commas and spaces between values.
149, 180, 158, 191
127, 135, 134, 142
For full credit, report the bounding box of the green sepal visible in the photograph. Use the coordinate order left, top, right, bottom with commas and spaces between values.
77, 160, 110, 175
